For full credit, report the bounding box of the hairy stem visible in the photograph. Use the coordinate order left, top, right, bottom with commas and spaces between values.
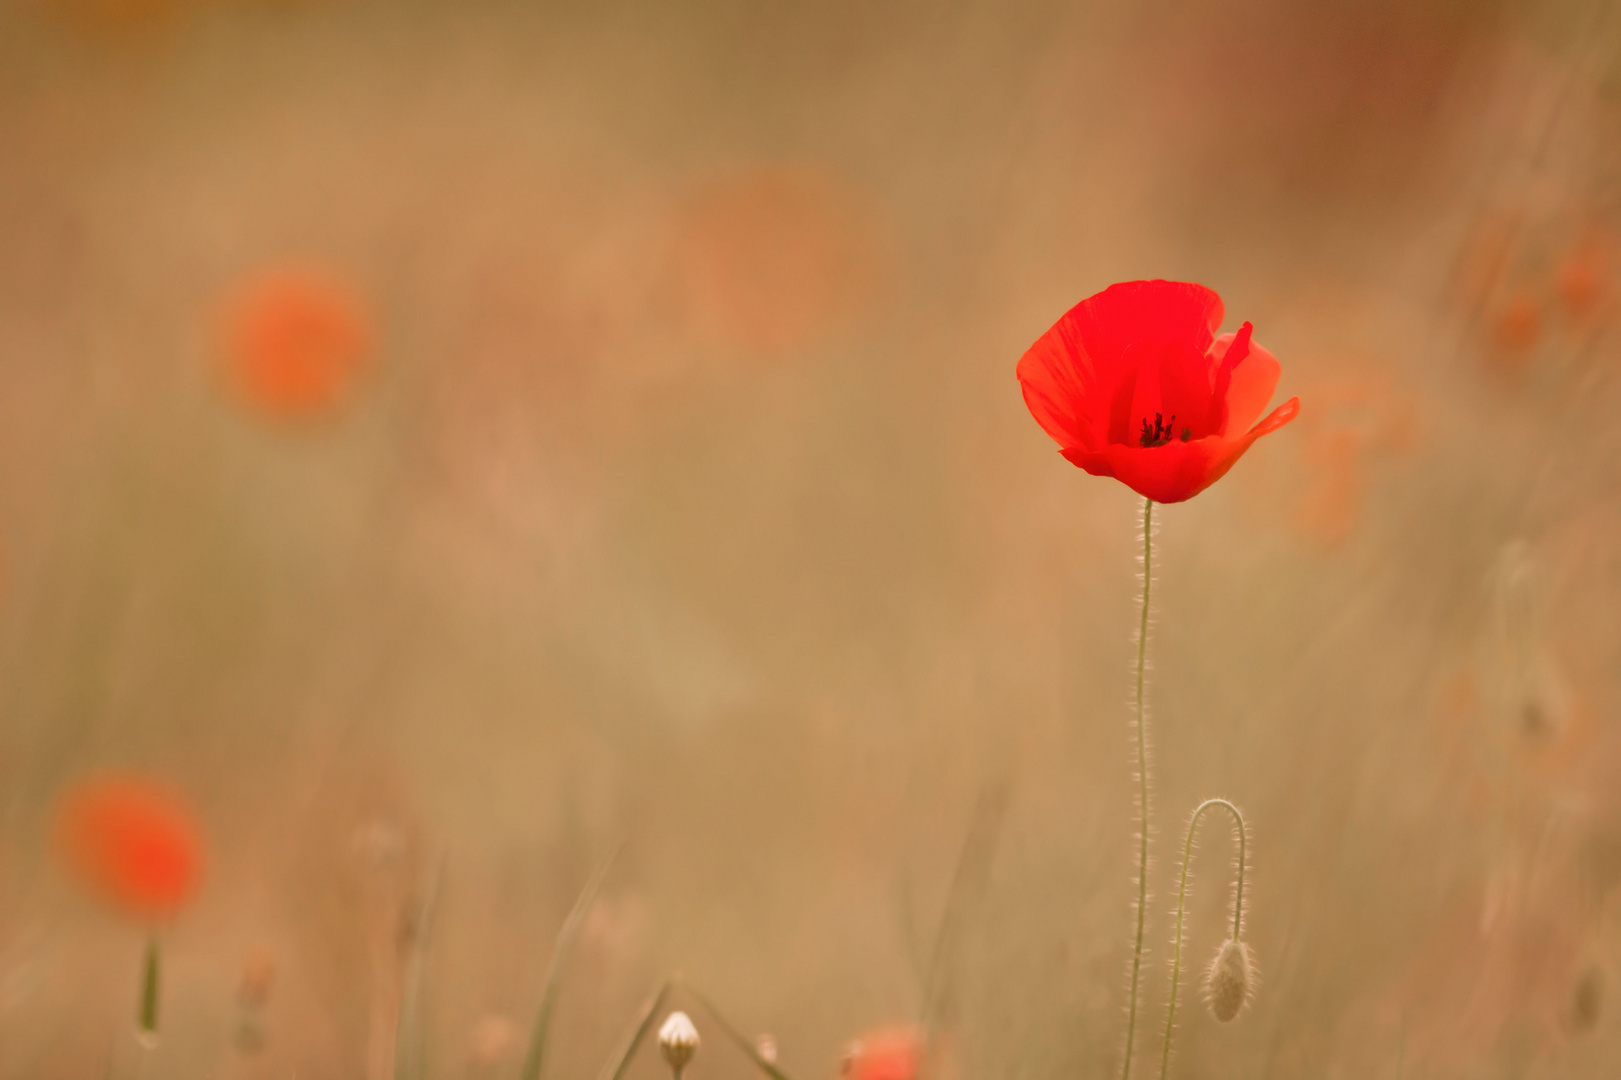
1159, 798, 1247, 1080
1122, 496, 1154, 1080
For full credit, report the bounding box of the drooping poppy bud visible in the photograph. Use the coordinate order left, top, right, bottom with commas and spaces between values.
840, 1025, 925, 1080
1203, 939, 1254, 1023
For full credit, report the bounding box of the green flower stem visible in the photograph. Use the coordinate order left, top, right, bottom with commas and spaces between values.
138, 933, 161, 1037
1158, 798, 1247, 1080
1122, 497, 1154, 1080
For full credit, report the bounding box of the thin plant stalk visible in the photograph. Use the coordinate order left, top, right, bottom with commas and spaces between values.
1122, 496, 1155, 1080
919, 782, 1010, 1038
394, 853, 445, 1080
137, 934, 160, 1039
520, 846, 622, 1080
596, 980, 672, 1080
1158, 799, 1247, 1080
683, 981, 797, 1080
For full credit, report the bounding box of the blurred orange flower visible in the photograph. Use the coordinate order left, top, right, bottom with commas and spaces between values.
841, 1026, 924, 1080
677, 164, 878, 355
1294, 427, 1365, 547
56, 774, 204, 921
1491, 290, 1541, 357
221, 263, 375, 421
1557, 241, 1609, 320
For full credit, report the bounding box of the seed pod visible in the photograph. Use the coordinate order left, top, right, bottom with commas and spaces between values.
659, 1011, 700, 1074
1203, 940, 1253, 1022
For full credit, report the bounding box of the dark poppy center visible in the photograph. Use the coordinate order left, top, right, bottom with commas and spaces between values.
1138, 412, 1192, 447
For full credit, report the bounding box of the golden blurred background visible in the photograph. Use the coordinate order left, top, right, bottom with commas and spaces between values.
3, 0, 1621, 1077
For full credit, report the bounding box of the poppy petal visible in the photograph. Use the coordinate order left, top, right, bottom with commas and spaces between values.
1071, 281, 1226, 373
1062, 439, 1222, 504
1206, 322, 1252, 434
1127, 340, 1164, 446
1152, 338, 1219, 441
1017, 328, 1103, 450
1191, 396, 1301, 494
1243, 394, 1300, 439
1215, 332, 1281, 436
1018, 281, 1226, 452
1060, 395, 1300, 503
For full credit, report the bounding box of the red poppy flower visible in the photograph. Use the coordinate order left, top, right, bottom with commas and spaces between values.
1016, 280, 1299, 503
56, 775, 204, 921
840, 1026, 924, 1080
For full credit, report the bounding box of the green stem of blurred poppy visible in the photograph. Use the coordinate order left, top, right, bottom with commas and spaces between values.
1158, 799, 1246, 1080
138, 933, 160, 1037
1121, 496, 1153, 1080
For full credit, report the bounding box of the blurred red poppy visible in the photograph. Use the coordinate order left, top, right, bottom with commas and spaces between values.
222, 264, 375, 422
840, 1026, 924, 1080
677, 164, 878, 355
1017, 280, 1299, 503
56, 775, 203, 921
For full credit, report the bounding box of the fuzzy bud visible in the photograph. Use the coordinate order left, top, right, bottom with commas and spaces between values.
1204, 940, 1253, 1022
659, 1011, 700, 1074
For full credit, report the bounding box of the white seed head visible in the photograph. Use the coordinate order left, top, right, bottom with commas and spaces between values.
1203, 939, 1254, 1022
659, 1011, 700, 1073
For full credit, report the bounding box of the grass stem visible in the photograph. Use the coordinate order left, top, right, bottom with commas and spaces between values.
520, 846, 622, 1080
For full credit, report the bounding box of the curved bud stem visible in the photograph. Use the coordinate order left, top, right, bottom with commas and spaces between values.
1158, 798, 1247, 1080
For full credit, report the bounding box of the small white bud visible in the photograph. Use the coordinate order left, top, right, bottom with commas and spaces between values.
659, 1011, 700, 1074
755, 1034, 778, 1065
1203, 939, 1253, 1022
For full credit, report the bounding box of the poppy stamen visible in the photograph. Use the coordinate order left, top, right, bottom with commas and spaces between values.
1139, 412, 1177, 447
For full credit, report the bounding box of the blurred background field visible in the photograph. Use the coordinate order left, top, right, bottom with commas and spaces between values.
3, 0, 1621, 1077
